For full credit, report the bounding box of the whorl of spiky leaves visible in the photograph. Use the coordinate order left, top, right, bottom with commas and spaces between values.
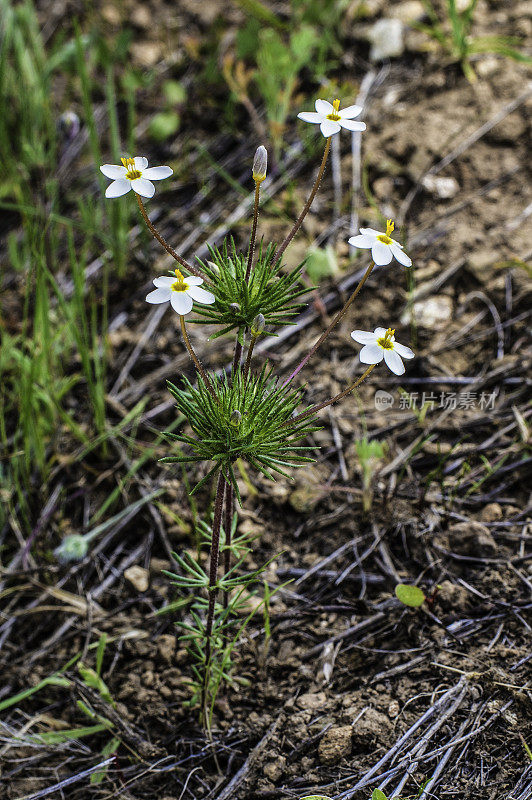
189, 238, 310, 338
161, 367, 320, 502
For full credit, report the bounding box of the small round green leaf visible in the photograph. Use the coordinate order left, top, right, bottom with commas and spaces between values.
395, 583, 425, 608
163, 80, 186, 105
148, 111, 180, 141
372, 790, 388, 800
301, 796, 334, 800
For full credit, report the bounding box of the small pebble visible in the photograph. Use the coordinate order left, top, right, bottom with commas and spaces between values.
369, 19, 404, 61
124, 565, 149, 592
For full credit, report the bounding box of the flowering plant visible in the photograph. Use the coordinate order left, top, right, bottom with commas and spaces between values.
100, 98, 414, 724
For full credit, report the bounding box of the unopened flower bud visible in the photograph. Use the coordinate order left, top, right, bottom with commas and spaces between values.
250, 313, 265, 337
229, 303, 241, 314
58, 110, 80, 141
54, 534, 89, 564
252, 146, 267, 183
230, 410, 242, 426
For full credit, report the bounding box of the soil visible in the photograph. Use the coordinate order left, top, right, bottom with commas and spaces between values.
1, 1, 531, 799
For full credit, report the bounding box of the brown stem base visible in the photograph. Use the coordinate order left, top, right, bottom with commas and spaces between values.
201, 471, 226, 723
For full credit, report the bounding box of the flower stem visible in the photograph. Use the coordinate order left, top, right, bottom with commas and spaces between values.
232, 180, 262, 378
244, 181, 261, 283
243, 334, 258, 381
136, 193, 204, 279
222, 481, 233, 611
282, 261, 376, 388
273, 137, 331, 264
284, 364, 376, 427
179, 315, 216, 398
202, 471, 226, 722
231, 337, 243, 377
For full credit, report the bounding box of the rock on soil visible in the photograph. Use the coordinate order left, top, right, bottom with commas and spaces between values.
447, 522, 498, 556
124, 565, 149, 592
352, 708, 393, 747
297, 691, 327, 710
319, 725, 353, 764
436, 580, 470, 612
478, 503, 503, 523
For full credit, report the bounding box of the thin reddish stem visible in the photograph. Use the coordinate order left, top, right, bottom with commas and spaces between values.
136, 194, 204, 279
245, 181, 261, 283
202, 471, 226, 720
272, 137, 331, 264
282, 261, 376, 388
179, 315, 216, 399
284, 364, 376, 427
222, 481, 233, 610
243, 335, 258, 381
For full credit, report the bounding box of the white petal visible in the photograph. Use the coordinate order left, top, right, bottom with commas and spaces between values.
340, 104, 362, 119
371, 240, 393, 265
359, 227, 380, 238
100, 164, 127, 179
298, 111, 324, 124
170, 291, 193, 315
390, 243, 412, 267
373, 327, 387, 338
142, 166, 173, 180
338, 119, 367, 132
393, 341, 415, 359
320, 119, 341, 137
186, 285, 215, 305
348, 234, 372, 249
153, 276, 175, 288
315, 99, 333, 114
351, 329, 377, 344
105, 179, 131, 198
130, 178, 155, 198
184, 276, 204, 286
359, 344, 384, 365
146, 288, 171, 304
384, 349, 405, 375
134, 156, 149, 171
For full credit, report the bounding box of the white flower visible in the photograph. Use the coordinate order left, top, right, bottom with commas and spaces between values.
100, 156, 173, 199
348, 219, 412, 267
297, 98, 366, 138
351, 327, 414, 376
146, 269, 215, 316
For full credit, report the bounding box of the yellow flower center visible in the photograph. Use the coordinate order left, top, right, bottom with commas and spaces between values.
171, 269, 188, 292
377, 219, 395, 246
121, 157, 142, 181
377, 328, 395, 350
326, 98, 341, 121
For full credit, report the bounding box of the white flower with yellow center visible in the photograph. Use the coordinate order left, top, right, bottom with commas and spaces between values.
351, 327, 414, 376
100, 156, 173, 199
297, 99, 366, 138
146, 269, 215, 316
348, 220, 412, 267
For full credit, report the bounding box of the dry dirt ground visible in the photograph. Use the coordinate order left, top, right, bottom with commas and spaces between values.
1, 1, 532, 799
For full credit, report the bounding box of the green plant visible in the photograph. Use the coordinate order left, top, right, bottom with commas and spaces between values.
0, 640, 121, 783
355, 437, 386, 513
193, 240, 309, 339
164, 368, 318, 499
228, 0, 350, 151
148, 80, 185, 142
99, 95, 416, 726
395, 584, 426, 608
415, 0, 531, 82
0, 0, 141, 532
